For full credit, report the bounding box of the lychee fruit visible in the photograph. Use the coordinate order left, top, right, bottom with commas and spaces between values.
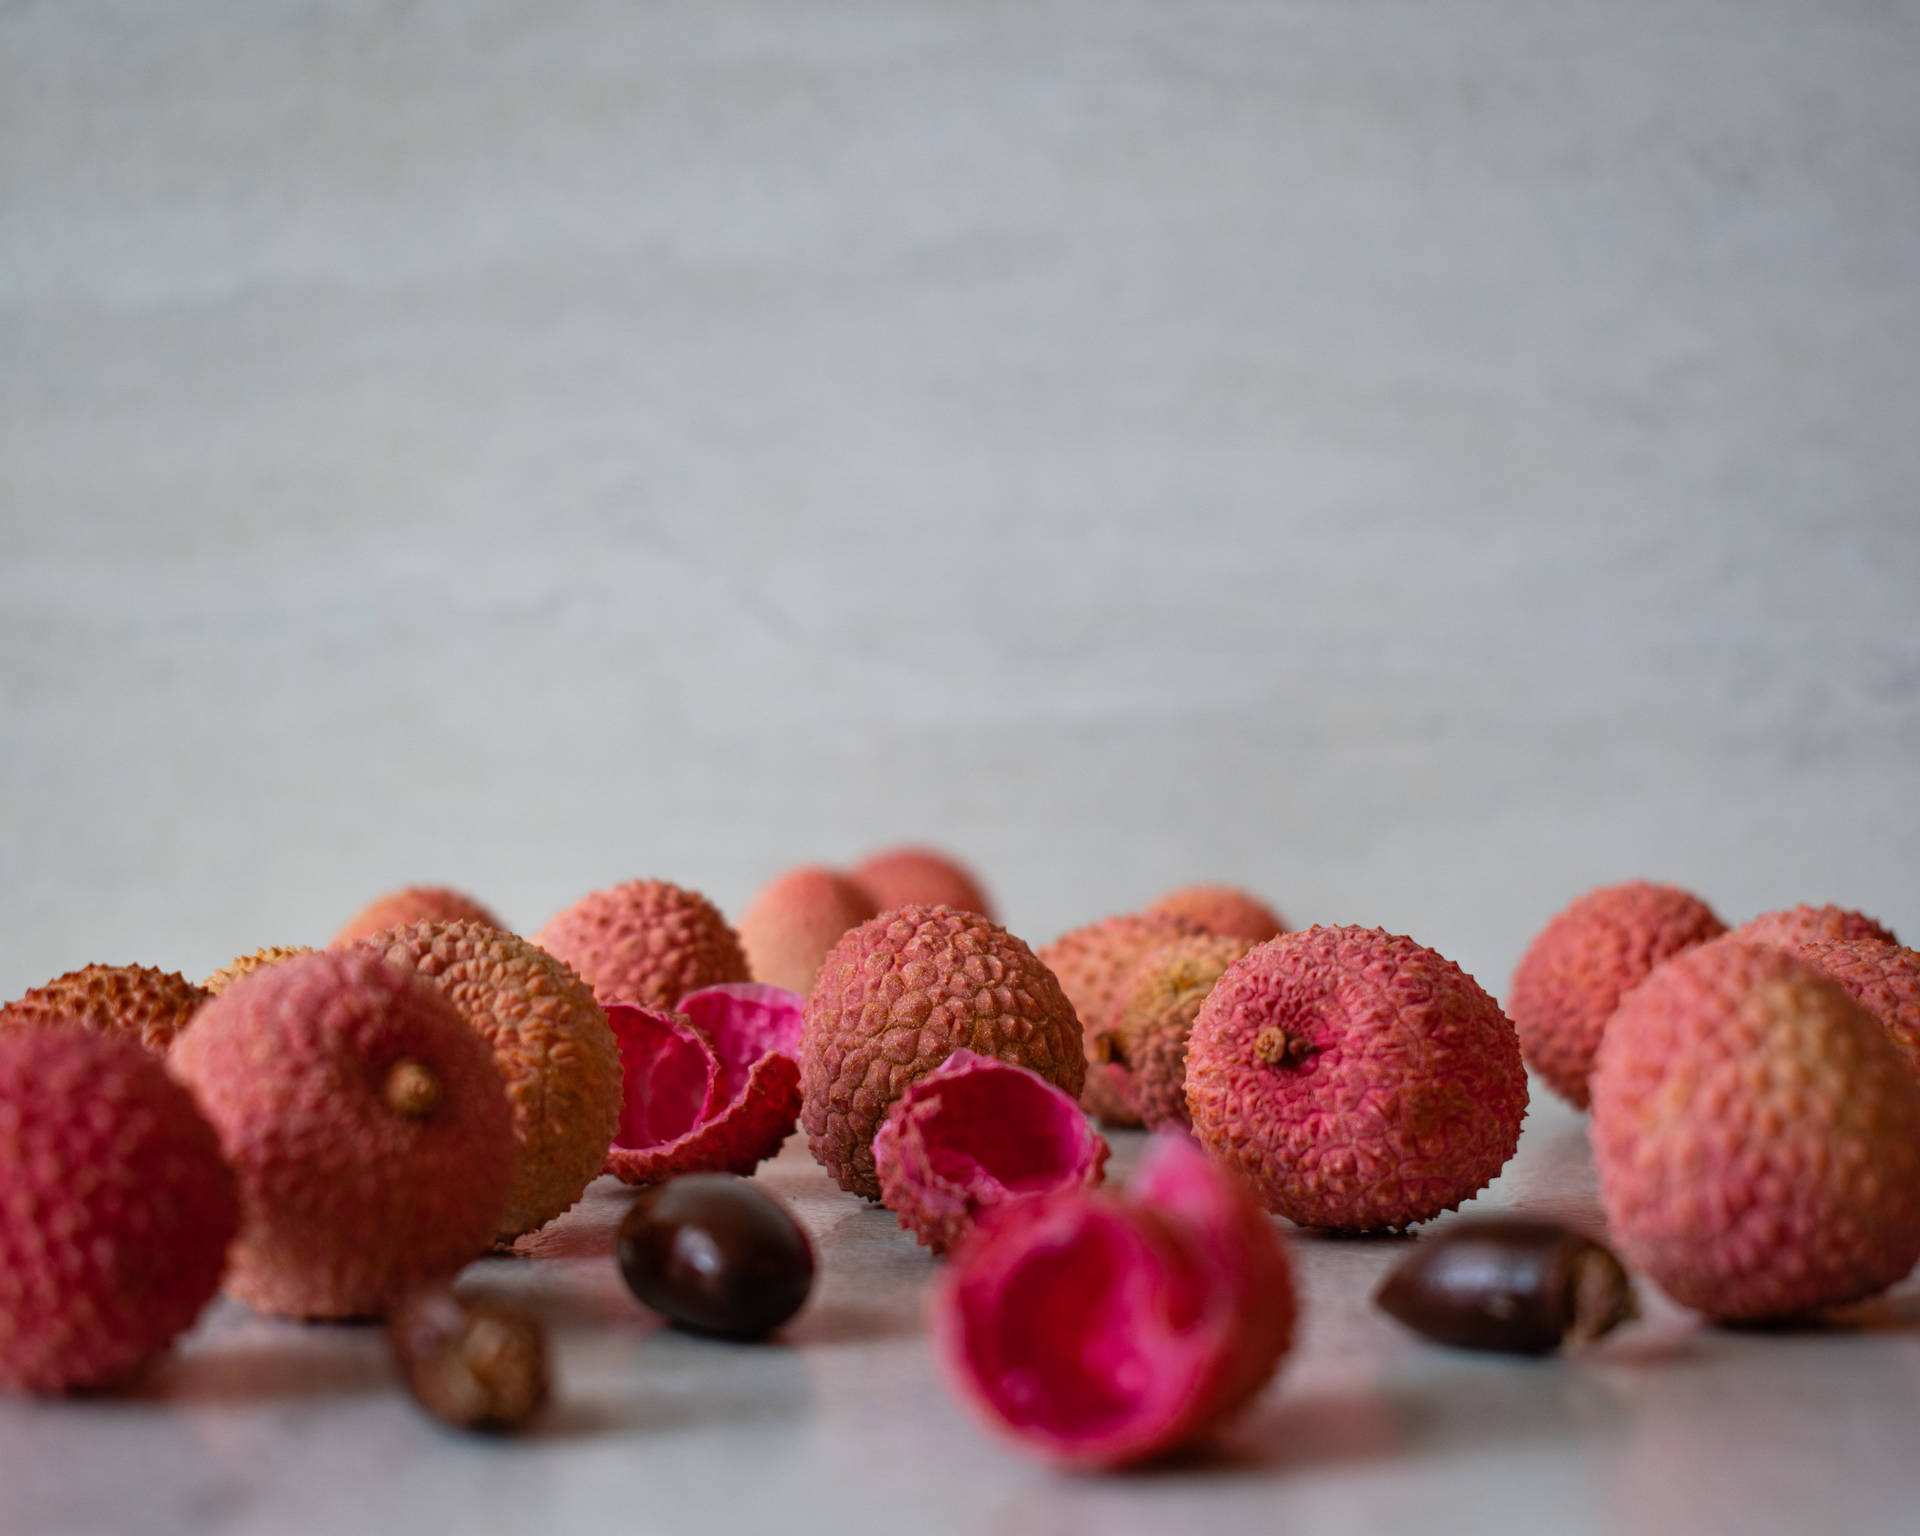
168, 950, 515, 1319
533, 879, 751, 1010
1506, 881, 1728, 1109
0, 963, 210, 1055
849, 845, 996, 920
803, 905, 1084, 1200
335, 885, 504, 947
933, 1133, 1295, 1469
736, 866, 879, 998
1098, 933, 1256, 1132
1794, 939, 1920, 1083
1590, 939, 1920, 1321
203, 945, 315, 996
1727, 904, 1898, 951
874, 1049, 1110, 1254
1148, 884, 1287, 943
0, 1029, 238, 1393
1186, 926, 1528, 1231
364, 920, 622, 1243
1037, 910, 1206, 1126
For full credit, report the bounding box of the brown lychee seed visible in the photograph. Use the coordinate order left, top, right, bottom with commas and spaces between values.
0, 963, 209, 1055
389, 1288, 550, 1433
204, 946, 316, 996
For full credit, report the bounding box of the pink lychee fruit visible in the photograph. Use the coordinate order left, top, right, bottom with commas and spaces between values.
1098, 932, 1257, 1132
1794, 939, 1920, 1083
0, 962, 210, 1055
849, 845, 996, 920
335, 886, 504, 946
1591, 939, 1920, 1321
1728, 904, 1898, 951
1506, 881, 1728, 1109
0, 1028, 239, 1393
933, 1133, 1295, 1469
1148, 884, 1287, 943
533, 879, 751, 1011
736, 866, 879, 998
1186, 926, 1528, 1231
873, 1049, 1109, 1254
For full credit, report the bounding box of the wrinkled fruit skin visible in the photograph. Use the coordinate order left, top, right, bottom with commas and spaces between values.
1507, 881, 1727, 1109
737, 866, 879, 998
1149, 884, 1287, 943
335, 885, 504, 947
873, 1049, 1109, 1254
1591, 941, 1920, 1322
1186, 926, 1528, 1232
204, 946, 315, 996
1728, 904, 1898, 951
534, 879, 751, 1011
0, 1029, 238, 1393
367, 920, 623, 1242
1795, 939, 1920, 1084
1103, 934, 1256, 1132
934, 1135, 1295, 1469
803, 905, 1085, 1201
0, 963, 210, 1055
1038, 911, 1206, 1127
849, 845, 996, 921
169, 950, 516, 1319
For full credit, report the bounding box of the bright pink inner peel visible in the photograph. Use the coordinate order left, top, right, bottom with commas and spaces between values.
607, 1005, 722, 1148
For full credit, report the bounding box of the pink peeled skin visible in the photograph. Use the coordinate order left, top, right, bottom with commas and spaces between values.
872, 1049, 1110, 1254
603, 983, 804, 1185
933, 1134, 1296, 1470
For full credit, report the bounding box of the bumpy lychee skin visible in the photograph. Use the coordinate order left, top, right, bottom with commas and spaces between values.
1039, 911, 1206, 1126
335, 886, 504, 947
1591, 941, 1920, 1322
365, 921, 622, 1243
1507, 881, 1727, 1109
1186, 926, 1528, 1232
850, 846, 996, 920
203, 946, 315, 996
169, 950, 515, 1319
0, 963, 210, 1054
803, 905, 1085, 1200
1101, 934, 1256, 1132
1149, 885, 1287, 944
534, 879, 751, 1011
1795, 939, 1920, 1083
1727, 904, 1898, 952
0, 1029, 238, 1393
737, 866, 879, 998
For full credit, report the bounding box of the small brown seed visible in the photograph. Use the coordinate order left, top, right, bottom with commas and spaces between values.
389, 1288, 550, 1432
1374, 1217, 1637, 1354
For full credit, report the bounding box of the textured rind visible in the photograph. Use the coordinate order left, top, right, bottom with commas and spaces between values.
1038, 911, 1206, 1127
1795, 940, 1920, 1083
849, 846, 996, 921
1507, 881, 1727, 1109
0, 964, 210, 1055
334, 886, 504, 947
204, 946, 316, 996
168, 950, 516, 1318
933, 1135, 1294, 1469
1186, 926, 1529, 1231
737, 866, 879, 998
1728, 904, 1899, 951
365, 920, 622, 1242
1105, 934, 1256, 1132
1591, 940, 1920, 1321
803, 905, 1086, 1200
873, 1049, 1110, 1254
533, 879, 751, 1011
1149, 885, 1287, 944
0, 1030, 238, 1393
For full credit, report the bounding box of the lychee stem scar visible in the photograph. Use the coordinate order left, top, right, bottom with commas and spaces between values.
1252, 1027, 1316, 1069
385, 1059, 443, 1119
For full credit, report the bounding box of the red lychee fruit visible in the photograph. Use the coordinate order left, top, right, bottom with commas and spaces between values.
1794, 939, 1920, 1083
1591, 940, 1920, 1322
533, 879, 750, 1011
1727, 904, 1898, 951
802, 905, 1084, 1200
0, 1029, 238, 1393
736, 866, 879, 998
1148, 884, 1287, 943
335, 886, 504, 946
1507, 881, 1728, 1109
168, 950, 515, 1319
0, 963, 209, 1055
1098, 933, 1256, 1132
1186, 926, 1528, 1231
849, 845, 996, 920
204, 946, 315, 996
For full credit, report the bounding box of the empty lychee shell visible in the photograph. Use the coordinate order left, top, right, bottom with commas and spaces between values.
1729, 904, 1898, 951
0, 963, 209, 1054
934, 1134, 1295, 1470
335, 886, 504, 946
873, 1050, 1109, 1254
604, 984, 804, 1184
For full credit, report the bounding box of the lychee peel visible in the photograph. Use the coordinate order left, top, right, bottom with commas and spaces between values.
1591, 940, 1920, 1321
804, 905, 1085, 1200
873, 1049, 1110, 1255
1506, 881, 1727, 1109
533, 879, 751, 1011
933, 1134, 1295, 1469
1102, 933, 1256, 1132
849, 845, 996, 920
737, 866, 879, 998
335, 885, 504, 947
1794, 939, 1920, 1084
1149, 885, 1287, 943
0, 963, 210, 1055
1728, 904, 1898, 952
1185, 926, 1528, 1232
0, 1029, 239, 1393
203, 946, 316, 996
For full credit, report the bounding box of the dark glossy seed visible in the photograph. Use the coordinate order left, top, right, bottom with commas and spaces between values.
617, 1173, 815, 1340
388, 1288, 550, 1432
1374, 1217, 1637, 1355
